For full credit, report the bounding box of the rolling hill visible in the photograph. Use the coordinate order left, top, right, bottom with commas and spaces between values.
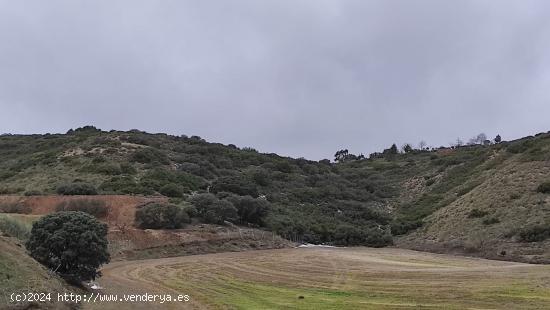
1, 126, 550, 262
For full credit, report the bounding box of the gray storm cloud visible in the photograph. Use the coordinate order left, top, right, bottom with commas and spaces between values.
1, 0, 549, 159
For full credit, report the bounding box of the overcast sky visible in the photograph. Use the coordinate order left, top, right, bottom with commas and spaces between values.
1, 1, 549, 160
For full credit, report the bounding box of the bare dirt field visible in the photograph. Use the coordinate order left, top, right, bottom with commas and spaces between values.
86, 247, 550, 310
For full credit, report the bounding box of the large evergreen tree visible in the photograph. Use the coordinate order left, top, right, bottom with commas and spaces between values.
26, 211, 110, 283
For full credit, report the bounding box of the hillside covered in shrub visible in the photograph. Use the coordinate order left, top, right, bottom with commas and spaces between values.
1, 126, 550, 257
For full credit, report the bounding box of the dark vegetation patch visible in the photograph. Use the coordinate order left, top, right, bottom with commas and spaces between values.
0, 202, 31, 214
159, 183, 184, 198
130, 147, 170, 165
26, 211, 110, 283
188, 194, 238, 225
482, 217, 500, 225
56, 182, 98, 195
468, 208, 489, 218
519, 224, 550, 242
506, 134, 550, 161
23, 190, 43, 196
536, 181, 550, 194
135, 203, 190, 229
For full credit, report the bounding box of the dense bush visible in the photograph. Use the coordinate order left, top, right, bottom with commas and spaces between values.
0, 215, 30, 241
55, 199, 108, 218
23, 190, 42, 196
159, 183, 184, 197
180, 203, 198, 218
536, 181, 550, 194
178, 162, 211, 177
26, 211, 110, 283
139, 168, 205, 193
56, 182, 98, 195
0, 187, 24, 194
519, 224, 550, 242
72, 125, 102, 134
337, 201, 392, 224
81, 161, 122, 175
226, 195, 270, 226
189, 193, 238, 224
389, 193, 445, 235
0, 202, 31, 214
334, 224, 392, 247
390, 219, 423, 236
506, 140, 533, 154
468, 208, 489, 218
82, 161, 136, 176
210, 175, 259, 197
135, 203, 190, 229
202, 200, 238, 224
130, 148, 169, 165
188, 193, 217, 210
482, 217, 500, 225
251, 168, 271, 186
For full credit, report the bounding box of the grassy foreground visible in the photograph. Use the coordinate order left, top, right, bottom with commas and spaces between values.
92, 247, 550, 309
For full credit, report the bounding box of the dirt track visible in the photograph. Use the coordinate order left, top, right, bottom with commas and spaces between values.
85, 247, 550, 309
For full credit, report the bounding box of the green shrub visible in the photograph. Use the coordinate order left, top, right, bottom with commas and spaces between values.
181, 203, 198, 218
390, 219, 423, 235
72, 125, 102, 134
468, 208, 489, 218
26, 211, 110, 283
519, 224, 550, 242
390, 193, 446, 234
130, 148, 169, 165
159, 183, 184, 198
225, 195, 270, 226
189, 193, 238, 224
482, 217, 500, 225
81, 161, 123, 175
55, 199, 108, 218
0, 215, 31, 241
507, 140, 533, 154
120, 163, 137, 174
188, 193, 217, 209
201, 200, 238, 224
139, 168, 205, 193
135, 203, 190, 229
0, 202, 31, 214
0, 187, 24, 194
23, 190, 43, 196
536, 181, 550, 194
210, 175, 259, 197
334, 224, 392, 247
251, 168, 271, 186
56, 183, 98, 195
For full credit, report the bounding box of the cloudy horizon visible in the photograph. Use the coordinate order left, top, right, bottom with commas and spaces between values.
1, 0, 550, 160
